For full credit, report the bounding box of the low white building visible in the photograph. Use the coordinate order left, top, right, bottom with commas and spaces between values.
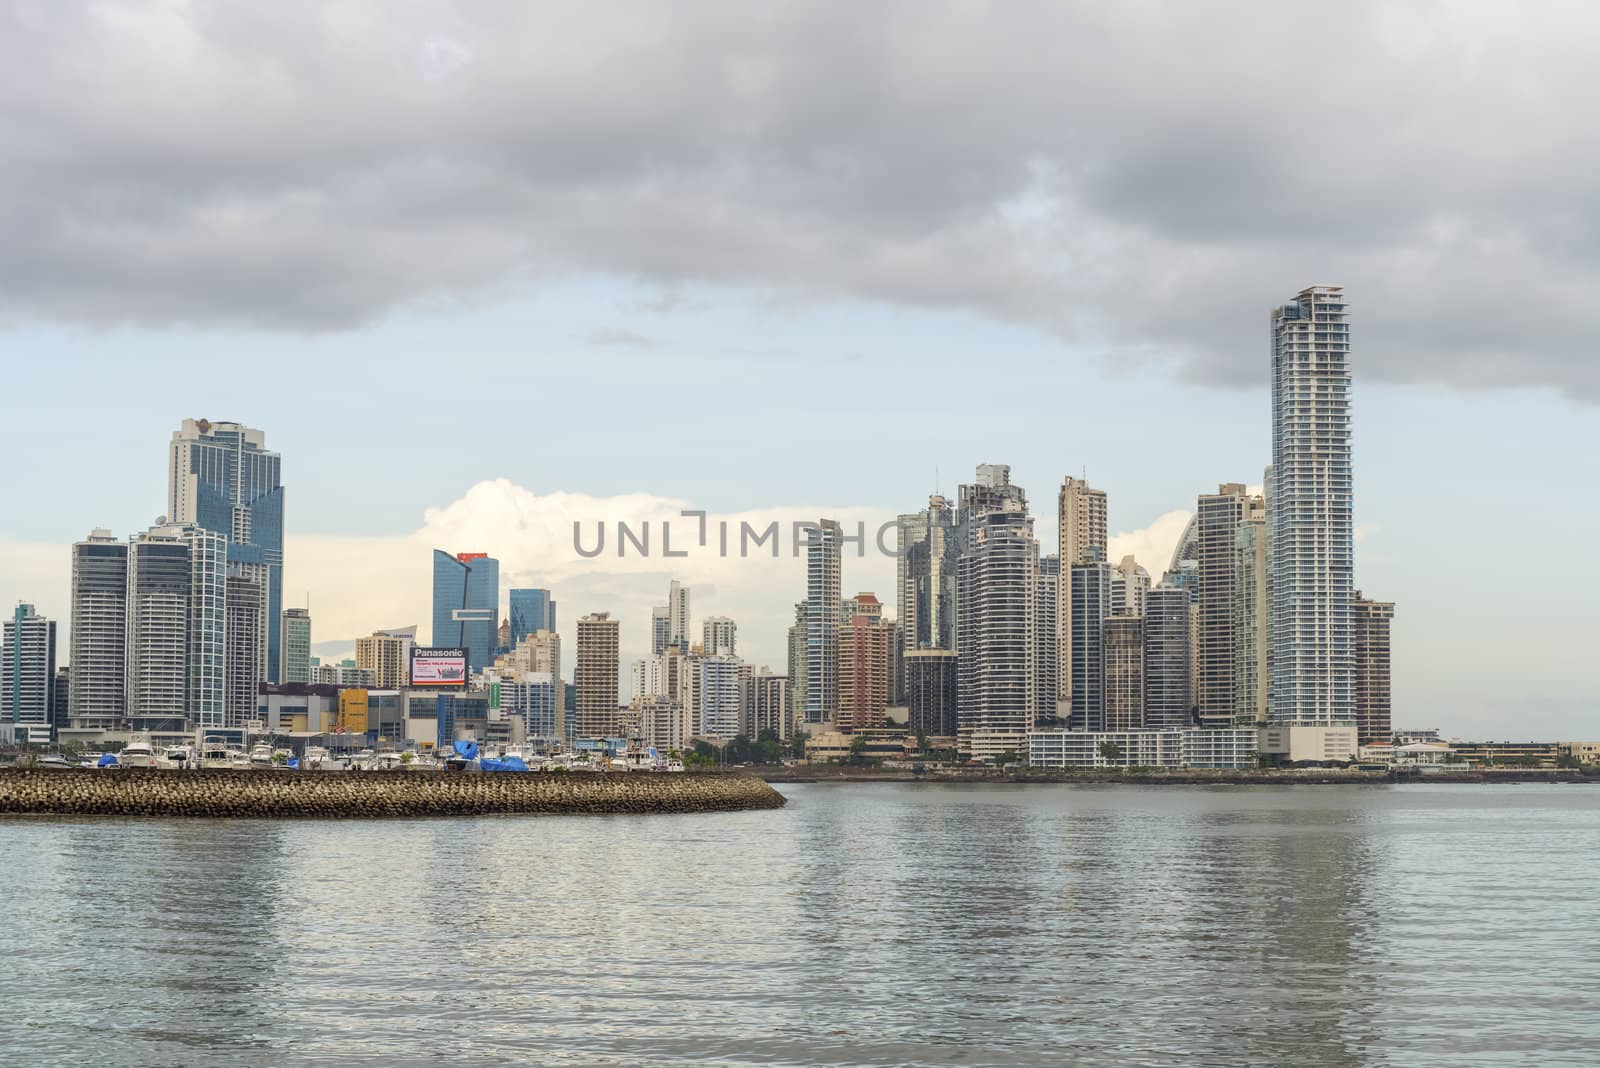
968, 729, 1029, 765
1026, 728, 1257, 770
1257, 724, 1357, 764
1358, 741, 1452, 769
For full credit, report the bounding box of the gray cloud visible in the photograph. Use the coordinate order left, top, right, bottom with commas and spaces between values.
2, 2, 1598, 398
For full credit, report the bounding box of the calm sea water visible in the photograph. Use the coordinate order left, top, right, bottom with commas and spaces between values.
2, 782, 1598, 1066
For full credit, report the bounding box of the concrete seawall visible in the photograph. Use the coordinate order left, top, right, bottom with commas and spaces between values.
0, 769, 787, 819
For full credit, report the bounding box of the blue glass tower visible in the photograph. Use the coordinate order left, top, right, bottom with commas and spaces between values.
432, 551, 499, 675
167, 419, 284, 682
508, 588, 556, 646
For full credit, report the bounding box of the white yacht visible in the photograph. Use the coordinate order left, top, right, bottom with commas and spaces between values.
159, 744, 195, 770
119, 738, 162, 769
302, 746, 337, 771
247, 742, 275, 769
228, 747, 252, 771
199, 739, 234, 770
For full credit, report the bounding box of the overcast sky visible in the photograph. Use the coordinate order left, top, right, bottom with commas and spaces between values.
1, 2, 1596, 738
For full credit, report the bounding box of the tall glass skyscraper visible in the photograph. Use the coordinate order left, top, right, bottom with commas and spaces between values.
804, 520, 841, 725
432, 551, 500, 675
508, 588, 556, 646
167, 419, 284, 682
1269, 285, 1354, 726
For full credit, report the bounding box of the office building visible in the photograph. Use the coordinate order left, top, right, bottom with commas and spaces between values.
1057, 476, 1107, 705
639, 696, 688, 753
52, 667, 69, 730
1269, 285, 1354, 726
2, 604, 56, 737
804, 520, 842, 725
1196, 484, 1259, 728
1103, 616, 1144, 731
1143, 584, 1193, 730
1233, 511, 1269, 724
126, 527, 192, 735
167, 419, 285, 682
509, 588, 556, 646
68, 531, 128, 731
906, 648, 958, 739
356, 626, 415, 689
281, 607, 311, 684
786, 601, 806, 725
1352, 592, 1395, 745
956, 467, 1038, 746
703, 616, 737, 658
1068, 559, 1111, 731
575, 612, 620, 739
432, 551, 499, 675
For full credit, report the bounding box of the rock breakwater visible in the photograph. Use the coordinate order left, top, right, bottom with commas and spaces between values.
0, 769, 786, 819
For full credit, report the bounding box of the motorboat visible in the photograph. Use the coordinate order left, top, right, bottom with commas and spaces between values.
248, 742, 276, 769
301, 746, 337, 771
199, 739, 234, 770
228, 747, 252, 770
159, 744, 195, 770
34, 753, 74, 770
119, 738, 162, 769
370, 751, 406, 772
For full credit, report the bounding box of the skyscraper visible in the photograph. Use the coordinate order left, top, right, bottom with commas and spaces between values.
956, 467, 1038, 744
126, 527, 191, 735
1196, 484, 1259, 728
804, 520, 842, 725
281, 607, 312, 684
167, 419, 284, 682
509, 588, 556, 646
1143, 585, 1192, 730
431, 551, 499, 675
1103, 616, 1144, 731
1269, 285, 1354, 726
68, 531, 127, 732
786, 601, 807, 725
224, 573, 264, 728
1068, 559, 1110, 731
2, 604, 57, 738
743, 669, 791, 740
702, 616, 737, 658
906, 648, 959, 739
1036, 555, 1060, 722
1057, 476, 1107, 707
1232, 511, 1269, 725
356, 626, 415, 689
667, 580, 691, 651
697, 654, 742, 739
1352, 593, 1395, 745
575, 612, 620, 739
651, 605, 671, 656
896, 494, 958, 669
838, 601, 892, 733
1111, 556, 1150, 619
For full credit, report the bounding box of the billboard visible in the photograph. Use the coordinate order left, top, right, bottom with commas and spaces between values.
411, 647, 468, 686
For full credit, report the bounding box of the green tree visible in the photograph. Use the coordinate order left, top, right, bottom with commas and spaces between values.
1098, 740, 1123, 764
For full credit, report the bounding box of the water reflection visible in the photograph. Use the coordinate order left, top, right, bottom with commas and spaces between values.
1, 785, 1597, 1066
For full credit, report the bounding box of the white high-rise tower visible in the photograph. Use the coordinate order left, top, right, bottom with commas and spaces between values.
1268, 285, 1354, 726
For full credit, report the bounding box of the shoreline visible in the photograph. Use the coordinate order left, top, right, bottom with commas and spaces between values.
756, 768, 1597, 786
0, 768, 786, 818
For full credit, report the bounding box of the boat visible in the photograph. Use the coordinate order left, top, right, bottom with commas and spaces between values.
370, 751, 406, 772
159, 744, 195, 770
228, 747, 252, 770
34, 753, 74, 770
661, 757, 685, 773
302, 746, 338, 771
247, 742, 276, 769
119, 738, 162, 769
199, 739, 234, 770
